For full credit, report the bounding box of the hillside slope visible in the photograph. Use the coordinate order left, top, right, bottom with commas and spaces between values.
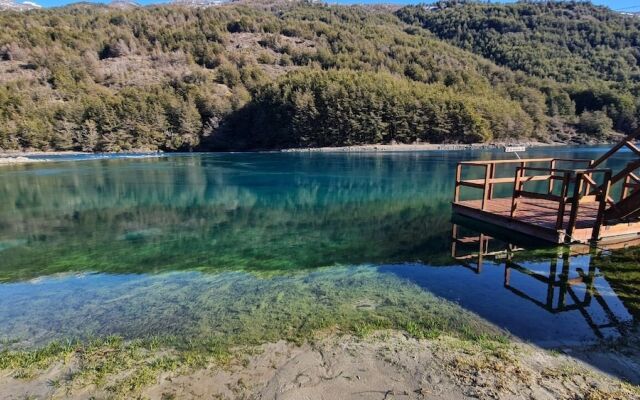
397, 1, 640, 134
0, 1, 637, 151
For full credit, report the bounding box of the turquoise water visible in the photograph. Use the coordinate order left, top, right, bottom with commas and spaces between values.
0, 147, 638, 348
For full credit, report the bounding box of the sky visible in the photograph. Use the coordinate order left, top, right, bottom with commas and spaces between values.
18, 0, 640, 13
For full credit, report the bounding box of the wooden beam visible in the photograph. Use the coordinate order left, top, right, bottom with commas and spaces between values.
556, 172, 571, 231
481, 164, 490, 210
566, 172, 585, 240
459, 158, 554, 165
458, 181, 485, 189
592, 170, 612, 242
454, 163, 462, 202
518, 191, 565, 203
579, 195, 599, 204
548, 159, 556, 194
625, 140, 640, 156
461, 175, 551, 185
591, 127, 640, 169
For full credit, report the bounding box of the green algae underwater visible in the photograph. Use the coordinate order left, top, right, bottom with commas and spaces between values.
0, 149, 639, 389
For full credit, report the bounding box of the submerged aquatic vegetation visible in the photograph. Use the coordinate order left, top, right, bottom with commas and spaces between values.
0, 264, 509, 396
1, 153, 639, 397
594, 246, 640, 321
0, 265, 506, 347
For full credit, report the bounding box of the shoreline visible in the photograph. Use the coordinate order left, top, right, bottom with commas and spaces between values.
1, 330, 638, 399
0, 151, 164, 165
0, 156, 48, 165
278, 141, 563, 153
0, 141, 609, 164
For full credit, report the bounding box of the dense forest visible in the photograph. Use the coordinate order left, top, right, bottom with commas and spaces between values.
0, 0, 638, 151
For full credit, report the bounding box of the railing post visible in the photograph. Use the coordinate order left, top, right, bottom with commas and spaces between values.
566, 172, 584, 241
511, 166, 523, 217
481, 164, 490, 211
488, 163, 496, 200
621, 162, 632, 201
585, 160, 595, 195
454, 163, 462, 202
556, 172, 571, 230
548, 159, 556, 194
592, 170, 612, 242
622, 174, 631, 200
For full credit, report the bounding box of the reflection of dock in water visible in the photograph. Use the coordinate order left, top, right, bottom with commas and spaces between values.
451, 219, 636, 339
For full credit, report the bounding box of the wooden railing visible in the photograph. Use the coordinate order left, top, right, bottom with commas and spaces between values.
454, 158, 594, 210
511, 166, 612, 240
453, 131, 640, 242
620, 162, 640, 201
589, 128, 640, 223
452, 157, 621, 242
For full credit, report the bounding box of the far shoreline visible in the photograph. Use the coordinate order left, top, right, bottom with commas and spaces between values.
0, 141, 607, 165
277, 141, 563, 153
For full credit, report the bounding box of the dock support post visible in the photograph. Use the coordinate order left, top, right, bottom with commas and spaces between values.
488, 163, 496, 200
592, 170, 612, 242
565, 172, 584, 241
556, 172, 571, 231
510, 164, 525, 217
481, 165, 490, 210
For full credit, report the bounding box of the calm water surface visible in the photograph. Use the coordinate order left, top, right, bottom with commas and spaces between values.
0, 147, 638, 348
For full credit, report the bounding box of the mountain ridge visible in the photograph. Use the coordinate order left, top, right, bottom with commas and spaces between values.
0, 1, 638, 151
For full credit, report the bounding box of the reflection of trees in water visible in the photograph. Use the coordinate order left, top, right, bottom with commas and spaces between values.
0, 154, 455, 217
0, 155, 457, 281
593, 247, 640, 323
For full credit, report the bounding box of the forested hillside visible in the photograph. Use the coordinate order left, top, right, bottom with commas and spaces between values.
397, 1, 640, 134
0, 0, 638, 152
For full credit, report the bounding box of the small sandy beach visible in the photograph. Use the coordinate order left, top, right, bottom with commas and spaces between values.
0, 157, 47, 165
0, 151, 164, 165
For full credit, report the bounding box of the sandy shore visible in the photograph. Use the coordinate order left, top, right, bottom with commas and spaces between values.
2, 331, 638, 400
147, 333, 640, 400
280, 141, 561, 153
0, 151, 164, 165
0, 157, 47, 165
0, 151, 91, 157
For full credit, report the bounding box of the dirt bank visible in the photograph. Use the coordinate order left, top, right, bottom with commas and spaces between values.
2, 331, 638, 400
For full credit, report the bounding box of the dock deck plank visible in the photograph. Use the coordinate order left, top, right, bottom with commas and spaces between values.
452, 198, 640, 244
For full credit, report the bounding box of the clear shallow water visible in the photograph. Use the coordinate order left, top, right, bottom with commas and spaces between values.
0, 147, 638, 348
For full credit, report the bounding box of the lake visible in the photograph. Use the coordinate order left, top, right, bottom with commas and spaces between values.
0, 147, 638, 349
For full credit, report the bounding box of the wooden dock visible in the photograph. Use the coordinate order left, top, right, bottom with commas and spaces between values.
452, 131, 640, 244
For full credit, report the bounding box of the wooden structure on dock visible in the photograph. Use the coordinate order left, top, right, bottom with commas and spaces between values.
452, 130, 640, 244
